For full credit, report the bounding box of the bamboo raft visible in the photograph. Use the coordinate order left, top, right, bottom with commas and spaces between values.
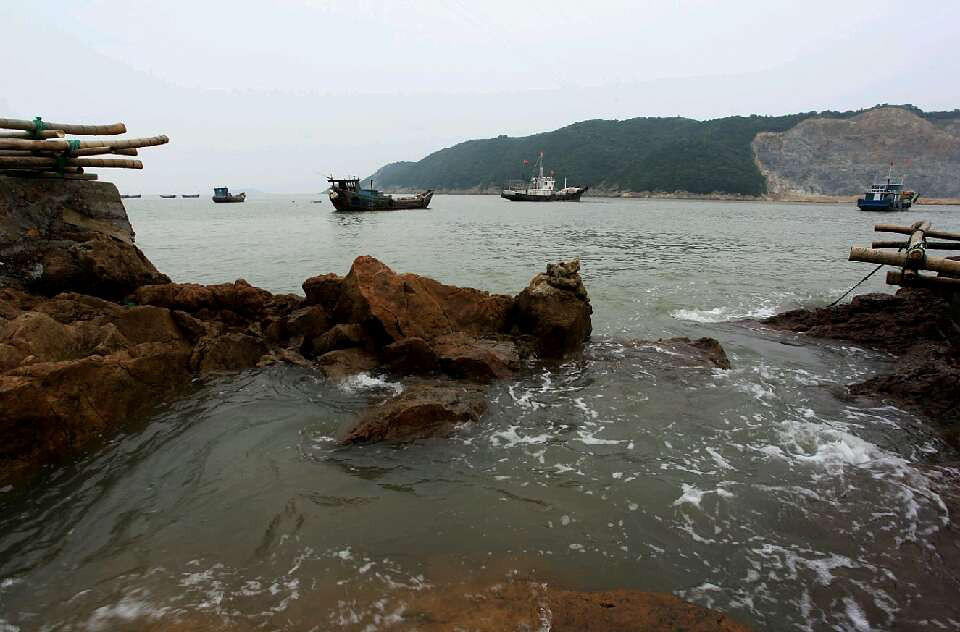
0, 116, 167, 181
849, 221, 960, 289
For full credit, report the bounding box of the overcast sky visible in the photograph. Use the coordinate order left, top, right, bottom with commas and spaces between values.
2, 1, 957, 193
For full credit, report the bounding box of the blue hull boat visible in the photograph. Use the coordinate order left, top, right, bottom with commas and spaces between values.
856, 169, 918, 211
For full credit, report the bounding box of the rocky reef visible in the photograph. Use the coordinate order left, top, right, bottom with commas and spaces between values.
763, 288, 960, 446
0, 177, 597, 483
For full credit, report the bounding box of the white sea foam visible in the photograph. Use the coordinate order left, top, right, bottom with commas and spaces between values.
671, 304, 779, 323
491, 426, 551, 448
337, 373, 403, 394
673, 484, 706, 508
84, 590, 168, 631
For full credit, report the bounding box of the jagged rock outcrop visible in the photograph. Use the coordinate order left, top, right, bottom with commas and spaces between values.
514, 258, 593, 357
0, 177, 168, 298
753, 107, 960, 198
0, 176, 596, 482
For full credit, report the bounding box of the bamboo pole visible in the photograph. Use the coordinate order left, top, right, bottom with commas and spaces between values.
849, 246, 960, 275
875, 223, 960, 241
0, 170, 96, 180
0, 135, 167, 152
873, 240, 960, 250
72, 146, 138, 157
0, 130, 64, 139
0, 147, 139, 157
0, 156, 142, 169
905, 221, 930, 265
0, 139, 70, 151
886, 270, 960, 288
0, 118, 126, 135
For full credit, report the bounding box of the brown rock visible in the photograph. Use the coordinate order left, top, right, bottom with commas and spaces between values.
382, 336, 438, 374
762, 288, 952, 354
191, 333, 269, 374
365, 577, 752, 632
133, 279, 274, 323
333, 256, 513, 343
306, 323, 368, 357
514, 258, 593, 358
432, 332, 520, 380
548, 588, 752, 632
630, 336, 731, 369
342, 383, 487, 443
284, 305, 331, 340
0, 178, 168, 298
0, 347, 193, 482
316, 347, 379, 379
302, 272, 343, 310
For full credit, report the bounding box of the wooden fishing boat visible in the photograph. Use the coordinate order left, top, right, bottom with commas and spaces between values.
327, 177, 432, 211
181, 194, 200, 198
120, 194, 141, 199
212, 186, 246, 203
159, 194, 176, 198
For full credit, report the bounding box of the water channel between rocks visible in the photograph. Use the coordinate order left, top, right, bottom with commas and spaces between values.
2, 196, 959, 631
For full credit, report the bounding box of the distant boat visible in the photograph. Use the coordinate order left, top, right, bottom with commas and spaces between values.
120, 194, 141, 199
501, 152, 587, 202
327, 176, 432, 211
857, 167, 919, 211
181, 194, 200, 198
159, 194, 176, 199
212, 186, 246, 203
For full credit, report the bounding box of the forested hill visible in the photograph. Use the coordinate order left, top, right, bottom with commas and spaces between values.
370, 105, 960, 196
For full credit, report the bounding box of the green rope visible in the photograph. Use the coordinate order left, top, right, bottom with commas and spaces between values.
67, 139, 80, 153
32, 116, 45, 139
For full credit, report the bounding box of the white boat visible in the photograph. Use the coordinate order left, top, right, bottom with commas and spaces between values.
501, 152, 588, 202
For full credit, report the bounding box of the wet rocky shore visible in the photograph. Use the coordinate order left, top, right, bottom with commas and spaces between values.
0, 177, 757, 630
763, 288, 960, 447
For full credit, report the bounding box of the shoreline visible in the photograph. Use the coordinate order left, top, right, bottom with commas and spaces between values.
382, 189, 960, 205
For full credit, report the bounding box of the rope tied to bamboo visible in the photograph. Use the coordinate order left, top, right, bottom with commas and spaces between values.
827, 264, 886, 308
31, 117, 45, 139
67, 139, 80, 153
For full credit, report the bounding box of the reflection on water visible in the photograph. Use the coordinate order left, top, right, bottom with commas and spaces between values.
1, 197, 959, 630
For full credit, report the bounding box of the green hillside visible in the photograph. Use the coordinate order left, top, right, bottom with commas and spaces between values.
371, 104, 960, 196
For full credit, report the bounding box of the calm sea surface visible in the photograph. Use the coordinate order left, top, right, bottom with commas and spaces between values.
2, 195, 959, 630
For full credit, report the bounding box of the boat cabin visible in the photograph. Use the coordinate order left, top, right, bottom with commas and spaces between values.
213, 187, 230, 197
862, 179, 904, 204
328, 177, 362, 192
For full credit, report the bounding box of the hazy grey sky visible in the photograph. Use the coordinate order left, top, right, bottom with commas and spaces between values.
2, 1, 957, 193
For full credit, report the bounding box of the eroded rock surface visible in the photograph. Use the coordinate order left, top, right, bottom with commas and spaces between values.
630, 336, 732, 369
342, 382, 487, 444
0, 177, 168, 298
514, 257, 593, 357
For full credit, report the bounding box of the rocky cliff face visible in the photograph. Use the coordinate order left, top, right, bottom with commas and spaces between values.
753, 107, 960, 198
0, 177, 168, 298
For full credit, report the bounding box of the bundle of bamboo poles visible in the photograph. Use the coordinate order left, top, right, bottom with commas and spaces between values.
0, 116, 168, 181
849, 221, 960, 289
